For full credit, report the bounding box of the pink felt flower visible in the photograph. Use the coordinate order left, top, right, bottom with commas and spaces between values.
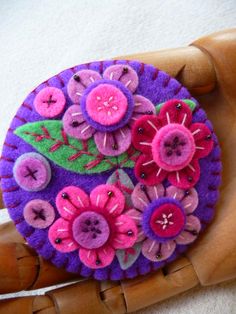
48, 184, 138, 269
132, 99, 214, 189
127, 183, 201, 262
63, 64, 155, 156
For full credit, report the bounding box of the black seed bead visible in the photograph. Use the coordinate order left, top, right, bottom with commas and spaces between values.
192, 230, 198, 236
188, 176, 193, 182
127, 230, 133, 236
206, 134, 212, 140
73, 74, 80, 82
123, 67, 128, 74
140, 184, 146, 191
96, 259, 101, 265
138, 127, 144, 134
156, 253, 162, 259
140, 173, 146, 179
55, 238, 62, 244
185, 190, 190, 196
107, 191, 113, 197
176, 103, 182, 109
112, 144, 118, 150
61, 192, 69, 199
71, 120, 79, 127
146, 110, 153, 115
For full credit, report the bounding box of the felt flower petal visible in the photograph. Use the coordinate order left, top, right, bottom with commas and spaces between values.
132, 115, 161, 154
190, 123, 214, 159
158, 99, 192, 127
112, 214, 138, 249
79, 244, 115, 269
142, 238, 176, 262
126, 209, 145, 242
181, 188, 199, 214
135, 154, 167, 186
165, 185, 185, 202
62, 105, 95, 140
131, 182, 165, 211
67, 70, 102, 103
90, 184, 125, 217
94, 126, 131, 156
103, 64, 139, 93
56, 186, 90, 220
175, 215, 201, 245
168, 158, 200, 189
129, 95, 156, 126
48, 218, 79, 252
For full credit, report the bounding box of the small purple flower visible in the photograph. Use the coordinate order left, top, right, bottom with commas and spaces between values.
64, 65, 155, 156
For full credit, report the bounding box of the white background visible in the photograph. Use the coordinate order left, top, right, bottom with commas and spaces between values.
0, 0, 236, 313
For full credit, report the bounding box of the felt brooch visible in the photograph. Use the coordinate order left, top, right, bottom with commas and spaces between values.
0, 60, 221, 280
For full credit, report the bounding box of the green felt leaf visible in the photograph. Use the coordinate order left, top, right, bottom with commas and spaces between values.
156, 99, 197, 113
107, 169, 134, 207
14, 120, 137, 174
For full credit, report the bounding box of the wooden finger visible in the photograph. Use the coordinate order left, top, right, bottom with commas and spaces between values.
0, 189, 3, 210
0, 257, 198, 314
0, 296, 55, 314
116, 45, 216, 95
0, 242, 79, 293
0, 222, 25, 244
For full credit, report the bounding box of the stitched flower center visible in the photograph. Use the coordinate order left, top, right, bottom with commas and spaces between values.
72, 211, 110, 249
86, 84, 128, 126
152, 123, 195, 171
150, 203, 185, 239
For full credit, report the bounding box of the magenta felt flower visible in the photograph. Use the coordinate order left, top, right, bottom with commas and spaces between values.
48, 184, 138, 269
63, 64, 155, 156
127, 183, 201, 262
132, 99, 214, 189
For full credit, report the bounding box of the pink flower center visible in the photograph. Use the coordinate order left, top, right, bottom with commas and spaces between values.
152, 123, 195, 171
86, 84, 128, 126
150, 203, 185, 238
72, 211, 110, 249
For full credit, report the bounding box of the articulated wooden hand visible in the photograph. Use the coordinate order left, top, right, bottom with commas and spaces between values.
0, 29, 235, 314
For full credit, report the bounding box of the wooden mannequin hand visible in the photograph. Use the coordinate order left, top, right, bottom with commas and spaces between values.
0, 29, 235, 314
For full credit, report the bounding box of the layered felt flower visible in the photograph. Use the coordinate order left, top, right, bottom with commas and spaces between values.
48, 184, 138, 269
132, 99, 214, 189
127, 183, 201, 262
63, 64, 155, 156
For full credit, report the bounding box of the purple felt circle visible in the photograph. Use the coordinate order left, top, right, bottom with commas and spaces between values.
142, 198, 186, 243
149, 203, 185, 239
13, 152, 51, 191
23, 199, 55, 229
72, 211, 110, 249
80, 79, 134, 132
152, 123, 195, 171
0, 60, 222, 281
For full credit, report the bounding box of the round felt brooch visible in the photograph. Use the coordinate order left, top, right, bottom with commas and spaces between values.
0, 60, 221, 280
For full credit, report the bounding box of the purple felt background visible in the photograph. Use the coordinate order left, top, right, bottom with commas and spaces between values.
0, 60, 221, 280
